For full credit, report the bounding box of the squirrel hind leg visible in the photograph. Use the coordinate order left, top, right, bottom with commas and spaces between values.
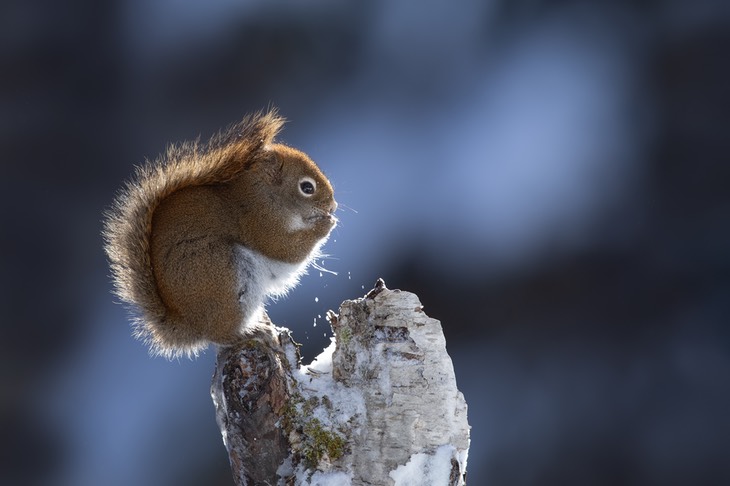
150, 235, 248, 356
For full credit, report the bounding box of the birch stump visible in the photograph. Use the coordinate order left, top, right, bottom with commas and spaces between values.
211, 279, 470, 485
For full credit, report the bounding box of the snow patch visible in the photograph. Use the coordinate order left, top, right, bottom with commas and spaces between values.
296, 469, 352, 486
389, 445, 458, 486
295, 338, 365, 427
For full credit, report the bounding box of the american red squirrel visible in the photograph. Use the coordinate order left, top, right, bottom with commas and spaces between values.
103, 110, 337, 358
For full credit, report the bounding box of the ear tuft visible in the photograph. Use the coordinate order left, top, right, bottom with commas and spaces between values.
263, 153, 285, 185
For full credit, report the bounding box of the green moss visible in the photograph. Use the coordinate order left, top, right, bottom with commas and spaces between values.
338, 326, 352, 346
280, 394, 347, 470
279, 393, 305, 432
301, 418, 346, 468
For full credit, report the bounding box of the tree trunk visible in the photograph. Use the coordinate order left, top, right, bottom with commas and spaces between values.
211, 279, 470, 485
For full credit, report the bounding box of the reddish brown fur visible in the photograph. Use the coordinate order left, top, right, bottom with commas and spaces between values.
103, 111, 336, 357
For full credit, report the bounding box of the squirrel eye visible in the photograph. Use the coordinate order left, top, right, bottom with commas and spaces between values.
299, 177, 316, 196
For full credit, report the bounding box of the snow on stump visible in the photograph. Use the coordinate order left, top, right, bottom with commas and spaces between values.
211, 279, 470, 485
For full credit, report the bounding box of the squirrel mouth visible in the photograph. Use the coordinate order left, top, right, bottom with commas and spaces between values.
305, 201, 338, 227
307, 213, 336, 224
306, 210, 337, 226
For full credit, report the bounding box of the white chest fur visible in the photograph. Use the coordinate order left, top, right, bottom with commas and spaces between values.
233, 239, 327, 331
234, 244, 311, 305
258, 252, 311, 298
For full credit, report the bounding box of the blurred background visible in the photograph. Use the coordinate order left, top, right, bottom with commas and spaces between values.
2, 0, 729, 484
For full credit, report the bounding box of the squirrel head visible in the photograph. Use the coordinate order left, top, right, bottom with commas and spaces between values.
228, 143, 337, 263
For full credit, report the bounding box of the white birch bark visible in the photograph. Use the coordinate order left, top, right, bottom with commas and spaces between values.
211, 279, 470, 485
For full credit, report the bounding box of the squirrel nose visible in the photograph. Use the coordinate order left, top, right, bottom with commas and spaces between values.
329, 199, 338, 214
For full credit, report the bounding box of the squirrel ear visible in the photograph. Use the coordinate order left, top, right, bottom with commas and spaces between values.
242, 146, 283, 185
261, 151, 284, 185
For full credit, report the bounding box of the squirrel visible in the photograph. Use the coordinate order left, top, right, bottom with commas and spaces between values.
103, 110, 337, 358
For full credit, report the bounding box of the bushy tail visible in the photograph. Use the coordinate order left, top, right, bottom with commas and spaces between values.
102, 110, 284, 358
